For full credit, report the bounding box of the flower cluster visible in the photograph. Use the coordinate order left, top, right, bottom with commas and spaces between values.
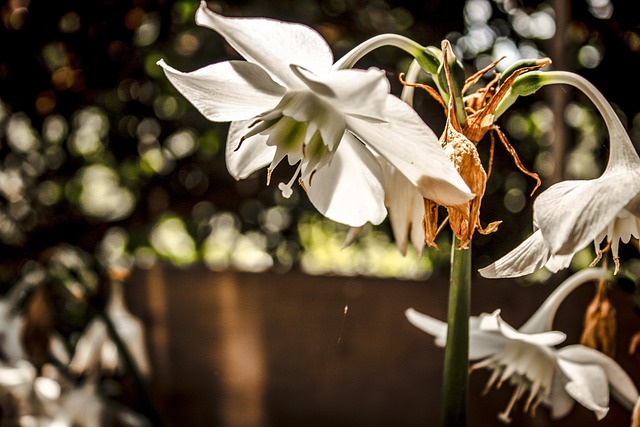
158, 4, 640, 426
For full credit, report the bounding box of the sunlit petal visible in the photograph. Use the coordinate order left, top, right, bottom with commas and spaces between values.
382, 160, 425, 255
292, 65, 389, 120
558, 345, 639, 411
303, 133, 386, 227
534, 171, 640, 255
347, 96, 473, 206
157, 59, 285, 122
557, 358, 610, 420
478, 230, 551, 278
405, 308, 447, 340
226, 120, 275, 179
195, 1, 333, 86
479, 310, 566, 346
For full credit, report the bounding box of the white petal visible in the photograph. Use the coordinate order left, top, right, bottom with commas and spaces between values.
406, 308, 506, 358
381, 160, 425, 255
226, 120, 276, 179
157, 59, 285, 122
625, 193, 640, 217
478, 230, 551, 278
292, 65, 389, 120
302, 133, 386, 227
277, 91, 346, 151
544, 253, 574, 273
478, 310, 566, 346
68, 320, 107, 375
467, 331, 508, 360
409, 198, 426, 256
534, 170, 640, 256
342, 226, 364, 248
346, 96, 473, 206
405, 308, 447, 341
548, 370, 577, 419
557, 357, 610, 420
195, 2, 333, 87
558, 345, 639, 411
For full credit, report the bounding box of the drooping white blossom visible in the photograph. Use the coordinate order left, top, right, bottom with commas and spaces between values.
406, 268, 638, 423
480, 71, 640, 278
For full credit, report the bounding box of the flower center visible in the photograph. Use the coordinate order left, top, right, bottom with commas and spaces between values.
471, 341, 555, 423
241, 91, 344, 198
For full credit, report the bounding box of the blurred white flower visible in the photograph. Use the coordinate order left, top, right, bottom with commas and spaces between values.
69, 281, 150, 378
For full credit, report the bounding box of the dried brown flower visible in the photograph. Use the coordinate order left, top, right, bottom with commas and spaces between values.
580, 278, 617, 357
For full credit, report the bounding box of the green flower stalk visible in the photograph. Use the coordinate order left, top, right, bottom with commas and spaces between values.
441, 237, 471, 426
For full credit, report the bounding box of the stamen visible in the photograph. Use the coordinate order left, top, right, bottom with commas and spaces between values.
481, 367, 501, 396
237, 117, 281, 151
266, 168, 273, 186
277, 163, 302, 199
589, 240, 611, 268
497, 381, 525, 424
524, 381, 541, 413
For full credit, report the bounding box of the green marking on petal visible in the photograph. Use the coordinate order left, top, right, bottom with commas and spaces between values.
306, 131, 328, 160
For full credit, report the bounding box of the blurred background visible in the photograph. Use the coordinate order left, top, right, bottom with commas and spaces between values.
1, 0, 639, 425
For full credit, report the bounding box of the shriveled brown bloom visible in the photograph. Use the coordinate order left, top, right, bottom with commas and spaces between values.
404, 43, 549, 249
422, 41, 500, 249
580, 278, 617, 357
630, 331, 640, 355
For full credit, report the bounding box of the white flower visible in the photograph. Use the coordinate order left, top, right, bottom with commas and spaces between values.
0, 270, 42, 363
158, 2, 472, 227
345, 60, 429, 254
382, 60, 429, 255
406, 268, 639, 423
480, 71, 640, 278
69, 281, 150, 378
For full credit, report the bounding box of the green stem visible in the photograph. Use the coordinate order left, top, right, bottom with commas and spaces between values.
441, 236, 470, 427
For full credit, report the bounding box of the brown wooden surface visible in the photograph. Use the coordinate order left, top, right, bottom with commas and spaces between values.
125, 265, 640, 427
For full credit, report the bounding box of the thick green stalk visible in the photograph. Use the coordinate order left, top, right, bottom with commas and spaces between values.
441, 236, 470, 427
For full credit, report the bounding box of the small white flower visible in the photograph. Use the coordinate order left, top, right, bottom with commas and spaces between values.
158, 2, 472, 228
69, 281, 150, 378
480, 71, 640, 278
406, 269, 639, 423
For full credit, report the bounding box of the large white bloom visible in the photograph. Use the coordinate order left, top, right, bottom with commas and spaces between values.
158, 2, 472, 227
406, 269, 638, 423
480, 71, 640, 278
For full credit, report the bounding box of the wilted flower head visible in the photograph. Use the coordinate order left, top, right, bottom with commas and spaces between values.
383, 45, 547, 252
